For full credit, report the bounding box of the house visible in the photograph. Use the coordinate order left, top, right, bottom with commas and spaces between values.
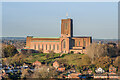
70, 68, 76, 73
32, 60, 41, 66
87, 69, 93, 74
108, 73, 120, 79
1, 69, 8, 78
109, 65, 116, 73
95, 67, 105, 74
23, 63, 29, 68
57, 67, 65, 72
32, 61, 42, 69
67, 73, 81, 78
94, 73, 108, 79
107, 42, 117, 48
94, 73, 120, 79
82, 71, 88, 75
53, 61, 59, 69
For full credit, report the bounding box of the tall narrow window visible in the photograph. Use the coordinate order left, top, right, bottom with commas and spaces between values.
42, 44, 44, 50
65, 23, 68, 29
79, 41, 80, 46
63, 40, 66, 49
73, 40, 75, 47
53, 44, 55, 50
76, 41, 77, 47
38, 44, 40, 50
49, 44, 51, 50
57, 44, 59, 50
46, 44, 47, 50
83, 40, 86, 47
34, 44, 36, 49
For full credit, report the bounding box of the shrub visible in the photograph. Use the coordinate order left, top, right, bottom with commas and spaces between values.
77, 52, 81, 54
2, 45, 18, 57
70, 51, 74, 54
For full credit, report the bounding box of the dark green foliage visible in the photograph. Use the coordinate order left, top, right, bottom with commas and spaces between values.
60, 54, 67, 58
46, 54, 50, 59
32, 53, 45, 56
8, 71, 21, 79
107, 45, 117, 57
70, 51, 74, 54
93, 56, 112, 69
2, 45, 18, 57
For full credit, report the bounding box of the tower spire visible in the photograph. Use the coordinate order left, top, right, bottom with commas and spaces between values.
66, 12, 68, 18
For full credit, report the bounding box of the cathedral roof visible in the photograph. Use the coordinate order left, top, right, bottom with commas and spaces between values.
32, 37, 60, 38
72, 36, 92, 38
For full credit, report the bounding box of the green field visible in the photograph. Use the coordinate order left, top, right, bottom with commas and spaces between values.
2, 53, 90, 67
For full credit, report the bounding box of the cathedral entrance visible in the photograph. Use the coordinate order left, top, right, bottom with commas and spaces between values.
61, 39, 66, 53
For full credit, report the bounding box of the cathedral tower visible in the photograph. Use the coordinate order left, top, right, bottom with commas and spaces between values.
61, 18, 73, 38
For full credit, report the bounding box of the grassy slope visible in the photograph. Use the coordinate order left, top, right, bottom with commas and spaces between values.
25, 53, 61, 63
57, 54, 91, 66
3, 53, 91, 67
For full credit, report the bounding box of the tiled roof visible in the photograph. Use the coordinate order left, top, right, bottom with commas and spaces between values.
68, 73, 81, 78
73, 36, 92, 38
32, 60, 41, 65
33, 37, 60, 38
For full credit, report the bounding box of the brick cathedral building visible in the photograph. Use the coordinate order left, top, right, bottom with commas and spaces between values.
25, 18, 92, 54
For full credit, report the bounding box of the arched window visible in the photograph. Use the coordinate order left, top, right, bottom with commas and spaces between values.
53, 44, 55, 50
46, 44, 47, 50
63, 40, 66, 49
49, 44, 51, 50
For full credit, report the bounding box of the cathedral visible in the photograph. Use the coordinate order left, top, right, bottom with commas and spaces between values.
25, 18, 92, 54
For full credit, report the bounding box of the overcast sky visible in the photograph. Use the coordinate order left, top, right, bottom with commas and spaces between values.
2, 2, 118, 39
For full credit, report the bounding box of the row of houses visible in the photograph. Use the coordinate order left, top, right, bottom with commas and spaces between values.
53, 60, 117, 73
1, 60, 120, 79
32, 60, 120, 79
52, 60, 120, 79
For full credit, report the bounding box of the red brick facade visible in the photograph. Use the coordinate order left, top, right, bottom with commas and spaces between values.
32, 60, 41, 66
25, 18, 92, 54
57, 67, 65, 72
53, 61, 59, 69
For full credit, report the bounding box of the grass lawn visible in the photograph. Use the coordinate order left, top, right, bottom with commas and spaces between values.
2, 52, 90, 67
25, 53, 61, 63
57, 54, 91, 66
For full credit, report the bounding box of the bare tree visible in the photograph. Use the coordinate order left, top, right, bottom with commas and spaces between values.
21, 68, 33, 79
31, 66, 58, 78
86, 43, 108, 62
